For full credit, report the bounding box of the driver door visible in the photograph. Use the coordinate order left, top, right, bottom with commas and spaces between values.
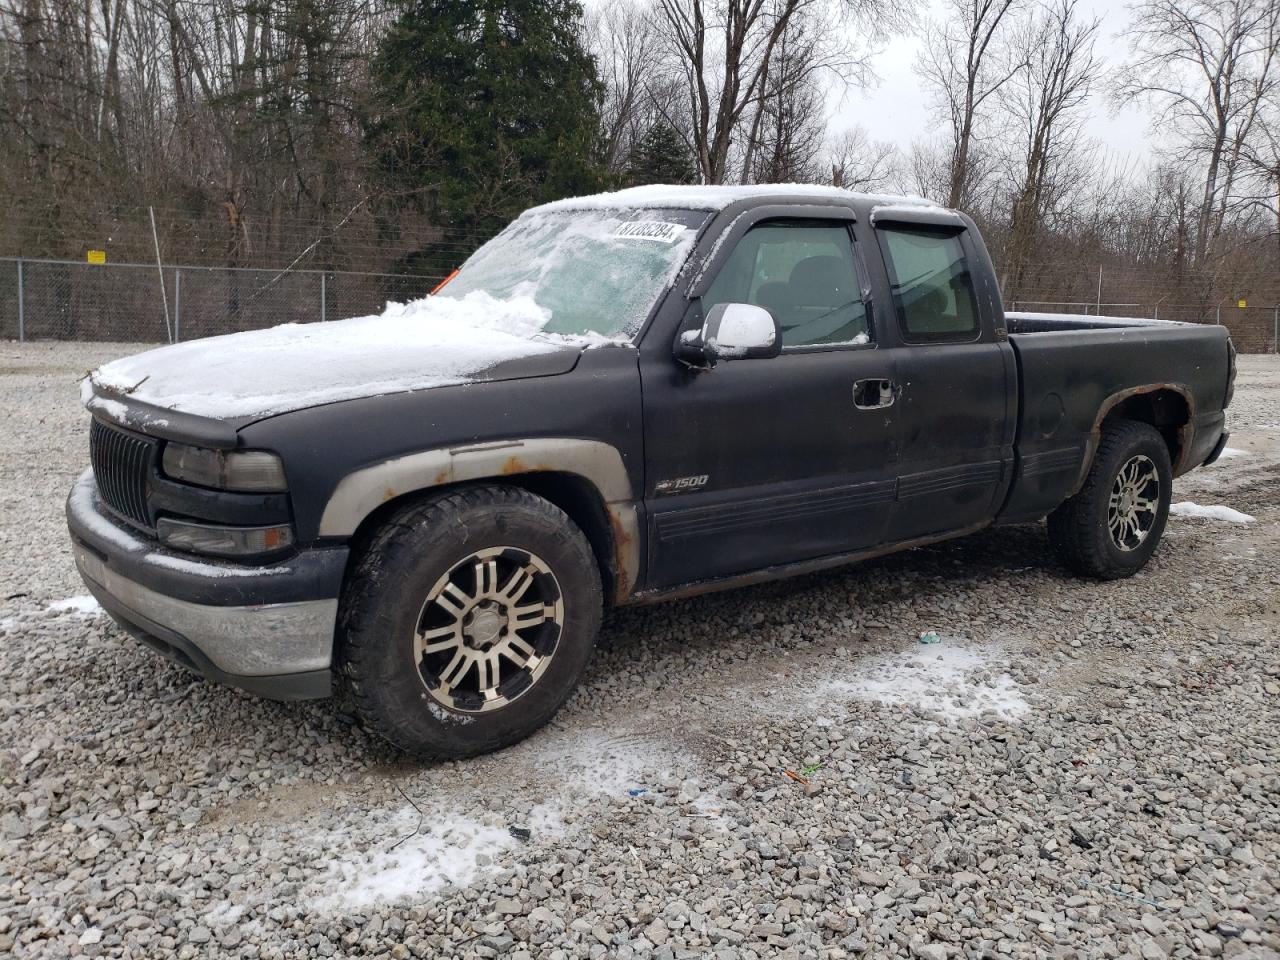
639, 217, 902, 589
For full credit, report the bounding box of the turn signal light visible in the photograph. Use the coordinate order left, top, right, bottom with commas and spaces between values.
156, 518, 295, 560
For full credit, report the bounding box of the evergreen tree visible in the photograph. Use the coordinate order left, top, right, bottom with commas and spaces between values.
368, 0, 606, 237
626, 123, 697, 186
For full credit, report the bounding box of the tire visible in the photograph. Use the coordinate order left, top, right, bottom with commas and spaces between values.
339, 485, 602, 758
1047, 419, 1173, 580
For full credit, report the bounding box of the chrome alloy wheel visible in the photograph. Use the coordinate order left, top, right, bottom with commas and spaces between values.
414, 546, 564, 713
1107, 454, 1160, 552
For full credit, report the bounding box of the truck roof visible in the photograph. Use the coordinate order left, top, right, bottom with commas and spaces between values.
528, 183, 944, 216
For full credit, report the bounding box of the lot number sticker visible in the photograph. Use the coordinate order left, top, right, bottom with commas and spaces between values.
613, 221, 685, 243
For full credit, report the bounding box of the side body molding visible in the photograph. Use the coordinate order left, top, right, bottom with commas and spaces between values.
318, 438, 642, 597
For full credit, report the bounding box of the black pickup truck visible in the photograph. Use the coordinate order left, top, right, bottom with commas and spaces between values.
69, 184, 1236, 757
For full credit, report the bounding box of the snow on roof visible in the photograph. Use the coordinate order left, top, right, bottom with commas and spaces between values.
868, 202, 958, 224
528, 183, 940, 215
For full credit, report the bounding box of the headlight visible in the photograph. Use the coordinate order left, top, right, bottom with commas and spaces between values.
162, 443, 287, 492
157, 518, 294, 559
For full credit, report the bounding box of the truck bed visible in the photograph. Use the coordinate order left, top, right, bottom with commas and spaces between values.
998, 311, 1233, 524
1005, 311, 1193, 334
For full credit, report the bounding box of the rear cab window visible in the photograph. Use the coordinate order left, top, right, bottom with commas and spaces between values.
703, 220, 870, 348
878, 226, 980, 343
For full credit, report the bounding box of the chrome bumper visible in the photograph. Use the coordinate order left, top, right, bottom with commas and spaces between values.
75, 545, 337, 675
67, 469, 341, 700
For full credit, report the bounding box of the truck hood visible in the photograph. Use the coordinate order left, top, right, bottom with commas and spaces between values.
84, 292, 608, 435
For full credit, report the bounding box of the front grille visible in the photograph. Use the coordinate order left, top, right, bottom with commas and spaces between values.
89, 419, 156, 528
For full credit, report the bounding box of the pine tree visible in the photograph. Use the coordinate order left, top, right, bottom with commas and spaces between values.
626, 123, 697, 186
367, 0, 606, 237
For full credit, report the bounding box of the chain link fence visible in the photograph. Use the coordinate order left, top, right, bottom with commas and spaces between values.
1004, 298, 1280, 353
2, 255, 1277, 352
0, 257, 445, 343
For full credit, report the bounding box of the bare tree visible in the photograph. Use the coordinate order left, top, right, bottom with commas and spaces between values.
740, 11, 834, 183
826, 124, 899, 189
653, 0, 795, 183
1238, 109, 1280, 265
917, 0, 1025, 209
903, 137, 953, 200
4, 0, 1280, 341
0, 1, 393, 265
998, 0, 1102, 289
651, 0, 890, 184
585, 0, 665, 171
1117, 0, 1280, 264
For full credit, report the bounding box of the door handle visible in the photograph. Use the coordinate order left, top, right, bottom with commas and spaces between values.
853, 378, 897, 409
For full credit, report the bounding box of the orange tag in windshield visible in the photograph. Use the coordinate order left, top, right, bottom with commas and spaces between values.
431, 269, 459, 295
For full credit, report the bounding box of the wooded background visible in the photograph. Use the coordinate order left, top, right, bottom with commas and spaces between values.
1, 0, 1278, 347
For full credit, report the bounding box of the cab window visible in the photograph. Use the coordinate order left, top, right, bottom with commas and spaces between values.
703, 221, 868, 347
878, 226, 980, 342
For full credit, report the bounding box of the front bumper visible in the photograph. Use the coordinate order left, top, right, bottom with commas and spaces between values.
66, 469, 347, 700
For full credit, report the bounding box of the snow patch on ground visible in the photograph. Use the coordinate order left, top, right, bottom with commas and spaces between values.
824, 643, 1029, 721
1217, 447, 1248, 459
306, 794, 571, 910
48, 595, 102, 617
1170, 501, 1256, 523
309, 808, 524, 910
529, 729, 679, 798
301, 729, 685, 910
202, 902, 247, 929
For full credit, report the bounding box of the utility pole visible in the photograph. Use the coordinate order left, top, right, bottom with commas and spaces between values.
16, 258, 24, 342
149, 207, 173, 343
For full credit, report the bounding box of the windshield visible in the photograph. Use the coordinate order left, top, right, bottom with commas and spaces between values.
443, 208, 708, 340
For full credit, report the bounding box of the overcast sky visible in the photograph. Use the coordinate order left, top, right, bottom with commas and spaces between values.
829, 0, 1158, 168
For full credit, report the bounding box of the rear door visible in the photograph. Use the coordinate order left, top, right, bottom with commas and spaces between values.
869, 218, 1015, 543
639, 211, 902, 589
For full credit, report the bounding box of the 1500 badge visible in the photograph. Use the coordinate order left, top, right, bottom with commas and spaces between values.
654, 475, 709, 495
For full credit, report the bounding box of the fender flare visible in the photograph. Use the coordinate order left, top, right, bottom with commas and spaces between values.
1071, 383, 1196, 494
318, 437, 641, 597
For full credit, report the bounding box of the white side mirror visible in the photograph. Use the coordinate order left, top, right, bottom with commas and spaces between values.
679, 302, 781, 366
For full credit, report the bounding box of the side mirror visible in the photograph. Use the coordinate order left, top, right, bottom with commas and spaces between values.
677, 302, 781, 367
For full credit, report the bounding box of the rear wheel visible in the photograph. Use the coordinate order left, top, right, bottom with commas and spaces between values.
340, 485, 602, 758
1047, 420, 1173, 580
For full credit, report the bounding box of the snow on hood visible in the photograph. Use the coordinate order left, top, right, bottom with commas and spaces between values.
87, 291, 614, 421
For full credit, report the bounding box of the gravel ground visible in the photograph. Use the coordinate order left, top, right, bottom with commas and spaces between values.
1, 341, 1278, 960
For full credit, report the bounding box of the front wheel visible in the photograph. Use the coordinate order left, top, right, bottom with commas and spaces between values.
339, 485, 602, 758
1047, 420, 1173, 580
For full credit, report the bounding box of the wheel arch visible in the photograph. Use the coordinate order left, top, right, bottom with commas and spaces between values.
325, 439, 640, 604
1072, 384, 1195, 494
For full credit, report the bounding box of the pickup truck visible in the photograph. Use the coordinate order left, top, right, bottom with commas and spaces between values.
69, 184, 1236, 758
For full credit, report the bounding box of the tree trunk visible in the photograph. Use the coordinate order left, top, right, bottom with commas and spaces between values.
1194, 124, 1227, 264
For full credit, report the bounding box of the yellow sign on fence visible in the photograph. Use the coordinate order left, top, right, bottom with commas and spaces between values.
86, 250, 106, 265
1237, 299, 1247, 309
